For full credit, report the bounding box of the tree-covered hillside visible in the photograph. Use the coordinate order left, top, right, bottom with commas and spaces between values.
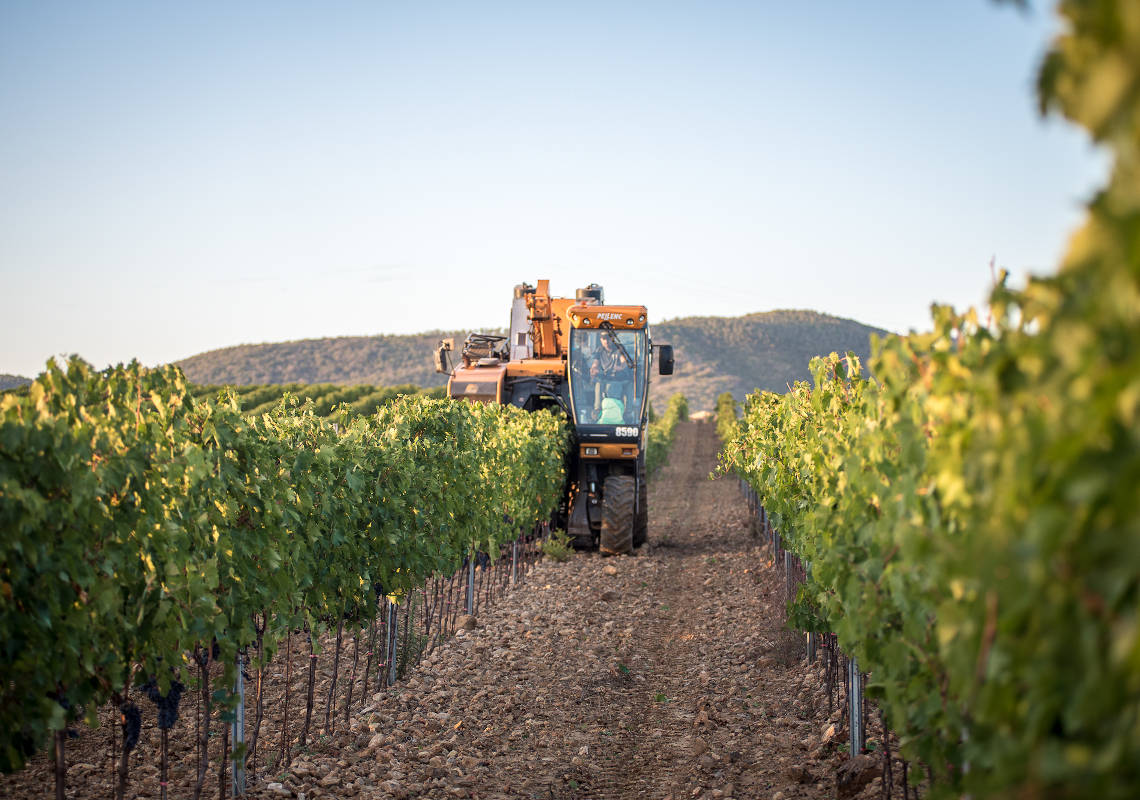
651, 310, 887, 410
176, 331, 466, 389
174, 310, 885, 410
0, 374, 31, 391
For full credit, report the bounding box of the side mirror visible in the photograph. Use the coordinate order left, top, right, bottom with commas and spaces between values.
657, 344, 674, 376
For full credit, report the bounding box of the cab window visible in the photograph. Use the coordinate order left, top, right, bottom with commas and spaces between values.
569, 328, 647, 425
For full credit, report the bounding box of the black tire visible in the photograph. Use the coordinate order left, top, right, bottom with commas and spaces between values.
633, 457, 648, 548
599, 474, 635, 555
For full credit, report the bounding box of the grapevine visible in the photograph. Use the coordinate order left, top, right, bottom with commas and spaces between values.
0, 360, 567, 773
646, 394, 690, 474
720, 1, 1140, 794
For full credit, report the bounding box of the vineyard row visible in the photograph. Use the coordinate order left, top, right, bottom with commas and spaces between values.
0, 359, 568, 776
188, 382, 446, 420
714, 3, 1139, 793
717, 311, 1137, 798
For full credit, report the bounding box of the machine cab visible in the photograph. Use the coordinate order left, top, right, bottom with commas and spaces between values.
567, 305, 650, 440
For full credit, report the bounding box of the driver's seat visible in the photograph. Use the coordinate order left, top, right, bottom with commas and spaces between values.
597, 396, 625, 424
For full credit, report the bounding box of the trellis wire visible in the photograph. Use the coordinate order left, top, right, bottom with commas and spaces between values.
30, 524, 543, 799
738, 482, 932, 797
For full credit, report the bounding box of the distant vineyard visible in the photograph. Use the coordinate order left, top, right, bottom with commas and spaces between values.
0, 359, 567, 774
646, 394, 690, 475
4, 379, 444, 419
189, 382, 445, 419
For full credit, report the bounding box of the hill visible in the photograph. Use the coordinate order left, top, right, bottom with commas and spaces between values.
176, 332, 458, 389
651, 310, 888, 410
0, 374, 31, 391
175, 311, 887, 411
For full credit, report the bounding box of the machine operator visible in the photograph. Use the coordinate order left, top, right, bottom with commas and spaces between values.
591, 334, 632, 422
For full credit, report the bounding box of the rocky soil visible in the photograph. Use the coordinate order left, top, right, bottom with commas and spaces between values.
4, 420, 894, 799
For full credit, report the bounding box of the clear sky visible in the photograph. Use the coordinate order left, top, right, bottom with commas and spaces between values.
1, 0, 1107, 379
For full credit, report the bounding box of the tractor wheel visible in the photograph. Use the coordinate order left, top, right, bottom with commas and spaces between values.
600, 475, 635, 556
633, 458, 648, 548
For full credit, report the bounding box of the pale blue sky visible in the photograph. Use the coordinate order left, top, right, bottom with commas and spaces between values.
1, 1, 1106, 379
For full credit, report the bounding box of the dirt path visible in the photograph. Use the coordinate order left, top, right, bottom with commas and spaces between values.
259, 421, 849, 800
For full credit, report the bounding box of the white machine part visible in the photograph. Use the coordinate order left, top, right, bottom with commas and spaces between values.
509, 293, 533, 361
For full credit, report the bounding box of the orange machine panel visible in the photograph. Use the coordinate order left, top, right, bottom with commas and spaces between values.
527, 279, 558, 358
566, 305, 648, 330
447, 364, 506, 404
579, 443, 640, 460
505, 359, 566, 378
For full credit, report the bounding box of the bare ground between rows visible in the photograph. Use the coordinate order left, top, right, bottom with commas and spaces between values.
259, 421, 855, 800
5, 421, 879, 800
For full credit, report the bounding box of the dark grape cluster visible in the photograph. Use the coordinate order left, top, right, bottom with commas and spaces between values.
120, 703, 141, 752
143, 680, 184, 731
49, 691, 80, 738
